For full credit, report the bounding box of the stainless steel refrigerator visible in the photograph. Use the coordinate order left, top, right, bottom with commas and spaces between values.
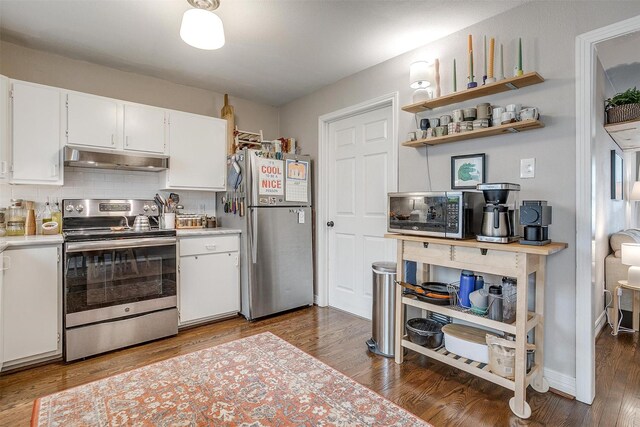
217, 149, 313, 320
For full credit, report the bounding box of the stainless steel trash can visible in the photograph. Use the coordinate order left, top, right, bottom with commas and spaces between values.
366, 261, 396, 357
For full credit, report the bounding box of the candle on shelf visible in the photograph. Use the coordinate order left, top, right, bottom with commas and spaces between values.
453, 58, 457, 92
486, 37, 496, 83
499, 43, 505, 80
435, 58, 441, 98
517, 37, 523, 76
468, 34, 472, 53
483, 35, 487, 84
468, 50, 476, 89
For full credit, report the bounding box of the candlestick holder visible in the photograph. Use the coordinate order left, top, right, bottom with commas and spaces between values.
485, 77, 496, 84
467, 80, 477, 89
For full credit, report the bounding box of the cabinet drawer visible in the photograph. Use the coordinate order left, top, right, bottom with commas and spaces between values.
179, 235, 239, 256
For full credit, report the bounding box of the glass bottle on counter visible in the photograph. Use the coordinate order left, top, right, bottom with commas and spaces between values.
0, 207, 6, 236
6, 199, 25, 236
52, 201, 62, 233
42, 201, 52, 224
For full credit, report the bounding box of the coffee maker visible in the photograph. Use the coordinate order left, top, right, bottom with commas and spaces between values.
476, 183, 521, 243
519, 200, 552, 245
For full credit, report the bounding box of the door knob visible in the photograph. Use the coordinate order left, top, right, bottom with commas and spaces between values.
327, 221, 334, 227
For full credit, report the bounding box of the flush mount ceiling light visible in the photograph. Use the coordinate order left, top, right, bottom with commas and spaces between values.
180, 0, 225, 50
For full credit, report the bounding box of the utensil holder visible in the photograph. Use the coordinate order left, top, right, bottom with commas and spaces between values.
162, 213, 176, 230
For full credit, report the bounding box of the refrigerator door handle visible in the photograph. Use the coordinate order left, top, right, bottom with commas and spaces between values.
250, 207, 258, 263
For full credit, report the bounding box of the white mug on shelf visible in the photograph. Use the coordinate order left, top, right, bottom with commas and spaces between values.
501, 111, 517, 124
506, 103, 522, 116
520, 107, 539, 120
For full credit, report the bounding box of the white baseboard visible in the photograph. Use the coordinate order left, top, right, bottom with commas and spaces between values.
314, 295, 328, 306
544, 367, 576, 397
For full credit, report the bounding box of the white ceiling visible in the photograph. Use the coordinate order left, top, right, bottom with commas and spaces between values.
0, 0, 528, 106
597, 30, 640, 96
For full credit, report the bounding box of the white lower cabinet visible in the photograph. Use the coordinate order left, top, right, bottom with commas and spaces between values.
1, 245, 62, 370
178, 235, 240, 326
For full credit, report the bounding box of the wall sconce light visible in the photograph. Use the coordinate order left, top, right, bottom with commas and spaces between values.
410, 61, 432, 103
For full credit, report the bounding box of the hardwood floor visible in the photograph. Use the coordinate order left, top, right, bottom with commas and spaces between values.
0, 306, 637, 426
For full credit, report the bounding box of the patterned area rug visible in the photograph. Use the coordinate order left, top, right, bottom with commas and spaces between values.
33, 332, 430, 426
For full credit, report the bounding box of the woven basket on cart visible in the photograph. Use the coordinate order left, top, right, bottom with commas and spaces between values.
607, 103, 640, 124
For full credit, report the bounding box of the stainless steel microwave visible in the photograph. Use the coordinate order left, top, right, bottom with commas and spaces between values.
387, 191, 484, 239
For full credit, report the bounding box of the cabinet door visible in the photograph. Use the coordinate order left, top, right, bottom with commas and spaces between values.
0, 252, 4, 370
2, 246, 60, 364
11, 81, 62, 184
0, 76, 9, 181
66, 92, 119, 149
179, 251, 239, 324
166, 111, 226, 190
123, 104, 166, 154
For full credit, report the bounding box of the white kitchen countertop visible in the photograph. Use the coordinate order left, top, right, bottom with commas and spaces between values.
176, 227, 242, 237
0, 234, 64, 248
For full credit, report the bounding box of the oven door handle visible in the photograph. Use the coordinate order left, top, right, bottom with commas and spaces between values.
65, 237, 177, 253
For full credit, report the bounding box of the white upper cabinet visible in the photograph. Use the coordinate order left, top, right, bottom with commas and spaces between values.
10, 80, 62, 185
123, 104, 166, 154
164, 111, 226, 191
66, 92, 119, 149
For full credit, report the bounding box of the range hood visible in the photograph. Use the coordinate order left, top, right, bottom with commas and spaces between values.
64, 147, 168, 172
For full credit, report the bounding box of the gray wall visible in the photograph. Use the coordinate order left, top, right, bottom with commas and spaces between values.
279, 2, 640, 383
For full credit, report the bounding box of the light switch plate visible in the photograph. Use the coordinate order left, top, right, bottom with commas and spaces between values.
520, 158, 535, 178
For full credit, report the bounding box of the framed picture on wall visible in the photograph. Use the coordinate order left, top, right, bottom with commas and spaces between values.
451, 153, 486, 189
611, 150, 623, 200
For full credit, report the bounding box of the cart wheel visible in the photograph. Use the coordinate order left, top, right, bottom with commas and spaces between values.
531, 377, 550, 393
509, 397, 532, 419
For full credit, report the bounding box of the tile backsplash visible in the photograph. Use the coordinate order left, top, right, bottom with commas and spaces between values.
0, 167, 217, 214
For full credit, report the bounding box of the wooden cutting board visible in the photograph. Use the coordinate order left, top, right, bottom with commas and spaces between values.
221, 94, 235, 155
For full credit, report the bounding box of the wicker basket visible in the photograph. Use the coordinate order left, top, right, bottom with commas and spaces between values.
607, 103, 640, 124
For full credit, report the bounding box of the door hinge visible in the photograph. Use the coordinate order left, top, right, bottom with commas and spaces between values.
57, 333, 61, 343
65, 130, 69, 138
8, 89, 13, 99
57, 248, 61, 263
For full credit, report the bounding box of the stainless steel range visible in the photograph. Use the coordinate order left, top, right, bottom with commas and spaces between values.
62, 199, 178, 361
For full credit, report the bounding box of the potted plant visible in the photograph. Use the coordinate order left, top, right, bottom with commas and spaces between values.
605, 87, 640, 124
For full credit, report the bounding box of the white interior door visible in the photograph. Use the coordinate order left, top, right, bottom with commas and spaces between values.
327, 105, 396, 319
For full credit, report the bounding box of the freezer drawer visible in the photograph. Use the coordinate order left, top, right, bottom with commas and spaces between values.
248, 206, 313, 319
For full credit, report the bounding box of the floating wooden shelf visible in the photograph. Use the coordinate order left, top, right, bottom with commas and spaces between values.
605, 118, 640, 150
402, 119, 544, 147
402, 72, 545, 113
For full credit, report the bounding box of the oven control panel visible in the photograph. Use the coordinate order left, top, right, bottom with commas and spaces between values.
63, 199, 158, 218
99, 203, 131, 212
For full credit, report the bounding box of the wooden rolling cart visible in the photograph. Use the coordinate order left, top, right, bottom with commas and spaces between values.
387, 234, 567, 419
